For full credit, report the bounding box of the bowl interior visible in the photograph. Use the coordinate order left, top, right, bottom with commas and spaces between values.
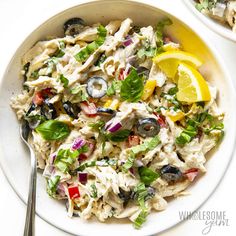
184, 0, 236, 42
0, 1, 235, 236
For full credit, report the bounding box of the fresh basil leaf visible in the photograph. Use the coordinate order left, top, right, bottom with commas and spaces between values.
106, 129, 131, 142
36, 120, 70, 140
75, 25, 107, 62
59, 74, 69, 88
131, 136, 160, 154
46, 175, 60, 197
120, 69, 144, 102
90, 184, 98, 198
138, 167, 160, 185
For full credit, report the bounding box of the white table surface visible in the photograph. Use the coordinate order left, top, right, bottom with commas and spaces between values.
0, 0, 235, 235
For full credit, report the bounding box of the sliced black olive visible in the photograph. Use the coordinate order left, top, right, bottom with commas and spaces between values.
41, 99, 57, 120
64, 18, 85, 36
63, 101, 81, 119
137, 66, 150, 78
130, 25, 141, 34
25, 103, 36, 116
97, 107, 116, 116
118, 188, 131, 205
146, 187, 156, 200
136, 118, 160, 137
160, 165, 183, 183
86, 76, 108, 98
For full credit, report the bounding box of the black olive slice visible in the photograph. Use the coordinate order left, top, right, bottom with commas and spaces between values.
160, 165, 183, 183
136, 118, 160, 137
63, 101, 81, 119
86, 76, 108, 98
97, 107, 116, 116
64, 18, 85, 36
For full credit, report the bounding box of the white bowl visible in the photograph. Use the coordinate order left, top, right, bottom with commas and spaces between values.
0, 1, 236, 235
184, 0, 236, 42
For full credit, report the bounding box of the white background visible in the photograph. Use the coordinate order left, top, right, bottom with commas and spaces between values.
0, 0, 235, 235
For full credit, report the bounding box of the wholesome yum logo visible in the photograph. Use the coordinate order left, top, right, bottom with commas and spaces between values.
179, 210, 230, 235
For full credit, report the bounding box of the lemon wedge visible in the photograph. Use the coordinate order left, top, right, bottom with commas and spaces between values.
176, 63, 211, 103
153, 51, 203, 79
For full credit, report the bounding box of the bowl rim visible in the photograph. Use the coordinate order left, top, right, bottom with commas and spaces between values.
183, 0, 236, 42
0, 0, 236, 235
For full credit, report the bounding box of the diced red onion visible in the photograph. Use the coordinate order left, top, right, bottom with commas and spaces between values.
72, 138, 87, 150
43, 165, 55, 178
78, 153, 87, 161
108, 122, 122, 132
49, 153, 56, 165
123, 38, 133, 47
56, 183, 66, 197
78, 172, 88, 184
129, 167, 134, 174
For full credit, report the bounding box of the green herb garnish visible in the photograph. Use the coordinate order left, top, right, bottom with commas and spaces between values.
132, 183, 152, 229
106, 80, 121, 96
138, 167, 160, 185
77, 158, 117, 171
122, 151, 135, 172
55, 145, 88, 173
59, 74, 69, 88
156, 18, 173, 48
137, 47, 157, 59
131, 136, 160, 154
88, 120, 105, 131
74, 25, 107, 62
54, 41, 65, 58
90, 184, 98, 198
46, 175, 60, 197
196, 0, 216, 11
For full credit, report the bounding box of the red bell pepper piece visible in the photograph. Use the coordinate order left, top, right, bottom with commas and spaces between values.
68, 185, 80, 200
118, 68, 126, 80
80, 102, 97, 117
33, 91, 44, 105
184, 168, 199, 182
154, 112, 167, 128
